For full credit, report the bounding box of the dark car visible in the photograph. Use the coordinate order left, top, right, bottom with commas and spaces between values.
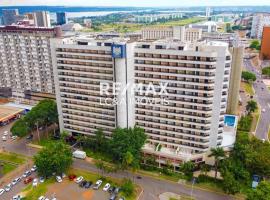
109, 193, 117, 200
84, 181, 92, 188
26, 134, 33, 140
68, 174, 76, 181
79, 180, 87, 188
137, 176, 142, 179
108, 186, 115, 193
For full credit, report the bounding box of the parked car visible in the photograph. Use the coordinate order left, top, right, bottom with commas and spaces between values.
114, 187, 120, 194
72, 150, 86, 159
68, 174, 76, 181
24, 177, 33, 184
93, 180, 102, 190
119, 197, 125, 200
3, 131, 8, 136
26, 134, 33, 140
11, 135, 18, 140
39, 177, 45, 183
75, 176, 84, 183
12, 195, 21, 200
33, 178, 38, 187
109, 193, 117, 200
4, 184, 12, 192
79, 180, 87, 188
31, 165, 37, 172
23, 170, 31, 178
12, 177, 21, 185
0, 188, 5, 195
103, 183, 110, 191
252, 175, 261, 188
2, 136, 7, 141
84, 181, 92, 188
56, 176, 62, 183
38, 196, 45, 200
61, 173, 66, 178
108, 186, 115, 193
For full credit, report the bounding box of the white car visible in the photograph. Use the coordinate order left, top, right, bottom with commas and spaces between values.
39, 177, 45, 183
12, 177, 21, 185
12, 195, 21, 200
11, 135, 18, 140
38, 196, 45, 200
33, 178, 38, 187
75, 176, 83, 183
56, 176, 62, 183
3, 131, 8, 136
262, 109, 266, 113
103, 183, 110, 191
93, 180, 102, 190
2, 136, 7, 141
4, 184, 12, 192
31, 165, 37, 172
0, 188, 5, 195
23, 170, 31, 178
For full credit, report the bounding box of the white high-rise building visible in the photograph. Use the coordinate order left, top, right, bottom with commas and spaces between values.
251, 14, 270, 38
206, 7, 211, 18
0, 25, 62, 99
52, 37, 232, 166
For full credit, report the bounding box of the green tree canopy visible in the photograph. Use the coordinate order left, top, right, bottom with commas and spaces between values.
221, 171, 240, 194
34, 142, 73, 177
179, 161, 195, 180
208, 147, 225, 180
247, 181, 270, 200
250, 40, 261, 50
262, 67, 270, 77
242, 71, 256, 82
246, 100, 258, 114
10, 118, 30, 137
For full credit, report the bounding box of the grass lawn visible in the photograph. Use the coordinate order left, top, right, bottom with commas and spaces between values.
155, 17, 205, 26
23, 178, 55, 200
241, 82, 254, 96
250, 108, 260, 133
0, 152, 26, 164
2, 163, 17, 175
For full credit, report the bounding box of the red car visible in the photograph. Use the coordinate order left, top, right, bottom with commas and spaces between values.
68, 174, 76, 181
24, 177, 33, 184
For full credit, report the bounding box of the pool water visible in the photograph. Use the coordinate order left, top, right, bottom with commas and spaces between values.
224, 115, 236, 127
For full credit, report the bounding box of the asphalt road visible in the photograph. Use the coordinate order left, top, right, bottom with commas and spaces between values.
243, 59, 270, 140
0, 123, 233, 200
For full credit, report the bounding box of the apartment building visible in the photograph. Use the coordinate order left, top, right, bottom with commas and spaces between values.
141, 26, 202, 42
251, 14, 270, 39
52, 37, 232, 165
33, 11, 51, 27
260, 26, 270, 60
0, 25, 62, 100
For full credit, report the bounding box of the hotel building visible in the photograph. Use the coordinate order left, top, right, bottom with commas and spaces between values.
0, 25, 61, 101
52, 37, 232, 165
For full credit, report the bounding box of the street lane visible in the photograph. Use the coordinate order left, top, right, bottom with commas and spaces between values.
243, 59, 270, 140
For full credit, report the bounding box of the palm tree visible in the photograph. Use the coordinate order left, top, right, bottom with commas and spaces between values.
208, 147, 225, 180
200, 164, 211, 176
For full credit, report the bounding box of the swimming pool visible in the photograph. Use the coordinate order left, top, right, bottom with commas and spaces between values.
224, 115, 237, 127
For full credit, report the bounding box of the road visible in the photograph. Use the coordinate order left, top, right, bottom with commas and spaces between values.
0, 123, 233, 200
243, 59, 270, 140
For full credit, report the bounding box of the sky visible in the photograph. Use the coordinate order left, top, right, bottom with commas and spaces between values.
1, 0, 270, 7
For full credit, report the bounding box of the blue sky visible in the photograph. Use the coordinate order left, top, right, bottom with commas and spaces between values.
1, 0, 270, 7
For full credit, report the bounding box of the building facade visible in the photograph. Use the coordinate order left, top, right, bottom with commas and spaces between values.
0, 25, 61, 100
33, 11, 51, 27
260, 26, 270, 60
56, 12, 67, 25
2, 9, 19, 25
141, 26, 202, 42
251, 14, 270, 39
52, 37, 232, 165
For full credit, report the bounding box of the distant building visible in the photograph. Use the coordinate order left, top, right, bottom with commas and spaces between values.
189, 21, 217, 33
206, 7, 211, 18
0, 25, 62, 100
2, 9, 19, 25
56, 12, 67, 25
33, 11, 51, 27
84, 19, 92, 28
260, 26, 270, 60
211, 14, 235, 23
251, 14, 270, 38
202, 32, 238, 47
141, 26, 202, 42
61, 23, 83, 32
134, 13, 183, 23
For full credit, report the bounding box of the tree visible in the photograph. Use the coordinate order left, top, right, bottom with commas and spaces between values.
246, 100, 258, 114
262, 67, 270, 77
208, 147, 225, 180
250, 40, 261, 50
10, 119, 30, 137
34, 142, 73, 178
242, 71, 256, 82
221, 171, 240, 195
247, 181, 270, 200
179, 161, 195, 180
200, 164, 211, 175
110, 126, 147, 164
121, 179, 135, 197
